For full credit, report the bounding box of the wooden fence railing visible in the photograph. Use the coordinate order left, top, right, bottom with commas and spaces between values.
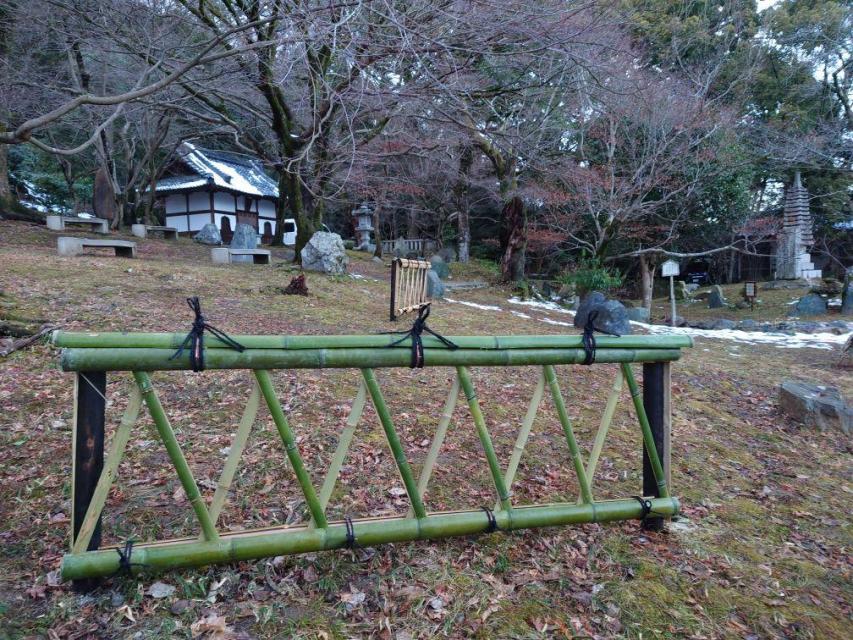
390, 258, 430, 321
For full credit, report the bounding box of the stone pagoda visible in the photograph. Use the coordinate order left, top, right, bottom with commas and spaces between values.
776, 171, 821, 280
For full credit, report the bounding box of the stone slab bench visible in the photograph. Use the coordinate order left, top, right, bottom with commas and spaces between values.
211, 248, 271, 265
46, 215, 109, 234
131, 224, 178, 240
57, 237, 137, 258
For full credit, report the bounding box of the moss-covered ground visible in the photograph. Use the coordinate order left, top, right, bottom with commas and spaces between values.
0, 221, 850, 639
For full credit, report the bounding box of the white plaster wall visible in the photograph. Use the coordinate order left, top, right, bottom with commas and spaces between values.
167, 214, 188, 232
188, 192, 210, 211
214, 192, 236, 212
258, 200, 275, 216
165, 195, 186, 213
188, 213, 212, 230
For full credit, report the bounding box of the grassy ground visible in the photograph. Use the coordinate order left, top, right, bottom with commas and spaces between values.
0, 220, 851, 640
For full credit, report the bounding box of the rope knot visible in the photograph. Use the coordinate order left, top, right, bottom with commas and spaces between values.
581, 309, 621, 365
386, 304, 458, 368
170, 297, 246, 372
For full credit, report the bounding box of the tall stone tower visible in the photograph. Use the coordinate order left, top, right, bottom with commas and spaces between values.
776, 171, 821, 280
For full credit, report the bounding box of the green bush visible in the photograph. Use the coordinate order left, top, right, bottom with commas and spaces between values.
558, 258, 623, 296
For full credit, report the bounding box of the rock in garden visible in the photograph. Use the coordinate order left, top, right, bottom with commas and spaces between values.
573, 291, 632, 335
710, 318, 736, 330
664, 315, 686, 327
736, 319, 759, 330
788, 293, 827, 317
626, 307, 650, 323
779, 380, 852, 435
437, 246, 457, 262
429, 254, 450, 279
707, 285, 727, 309
300, 231, 349, 274
193, 223, 221, 245
229, 223, 259, 263
676, 281, 691, 301
427, 269, 445, 298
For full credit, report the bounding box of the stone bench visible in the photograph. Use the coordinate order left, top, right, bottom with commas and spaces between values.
211, 248, 271, 265
57, 237, 137, 258
131, 224, 178, 240
46, 215, 109, 234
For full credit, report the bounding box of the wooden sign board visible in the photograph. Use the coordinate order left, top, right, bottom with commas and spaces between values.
661, 260, 680, 278
743, 281, 757, 300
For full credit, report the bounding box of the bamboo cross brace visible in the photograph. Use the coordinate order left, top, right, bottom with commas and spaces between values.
133, 372, 219, 542
456, 366, 512, 512
253, 370, 328, 528
361, 368, 427, 519
311, 380, 368, 526
71, 383, 143, 554
542, 365, 594, 504
408, 374, 460, 517
620, 363, 670, 499
204, 380, 261, 531
495, 369, 545, 511
577, 369, 623, 503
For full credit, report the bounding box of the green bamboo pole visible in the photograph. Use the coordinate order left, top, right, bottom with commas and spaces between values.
71, 384, 142, 554
312, 380, 368, 526
133, 372, 219, 542
620, 363, 670, 499
456, 366, 512, 512
52, 330, 693, 351
61, 347, 685, 373
542, 365, 594, 505
408, 374, 460, 517
61, 496, 680, 580
361, 368, 427, 519
253, 370, 328, 529
495, 369, 545, 511
205, 381, 260, 529
578, 369, 623, 503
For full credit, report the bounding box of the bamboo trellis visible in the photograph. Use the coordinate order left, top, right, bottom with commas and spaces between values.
53, 330, 689, 581
390, 258, 430, 321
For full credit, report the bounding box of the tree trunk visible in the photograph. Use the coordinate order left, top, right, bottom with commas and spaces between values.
639, 254, 654, 312
454, 146, 473, 263
0, 125, 12, 209
373, 207, 382, 258
499, 195, 526, 282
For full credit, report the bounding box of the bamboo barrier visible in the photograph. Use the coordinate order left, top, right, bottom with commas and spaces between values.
58, 330, 688, 582
390, 258, 430, 320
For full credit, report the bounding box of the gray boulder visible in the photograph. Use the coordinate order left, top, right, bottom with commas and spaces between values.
300, 231, 349, 274
664, 315, 687, 327
736, 319, 760, 331
193, 223, 222, 246
229, 223, 259, 263
626, 307, 650, 323
707, 285, 727, 309
426, 269, 445, 298
573, 291, 632, 335
841, 269, 852, 316
788, 293, 827, 317
710, 319, 736, 330
429, 254, 450, 279
437, 246, 457, 262
779, 380, 851, 435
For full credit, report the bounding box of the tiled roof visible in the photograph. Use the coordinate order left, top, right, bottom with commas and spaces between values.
156, 143, 279, 198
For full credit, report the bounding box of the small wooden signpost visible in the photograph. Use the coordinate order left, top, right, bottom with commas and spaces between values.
661, 260, 680, 328
743, 280, 757, 311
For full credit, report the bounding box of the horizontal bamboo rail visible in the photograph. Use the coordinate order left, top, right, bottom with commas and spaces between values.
61, 347, 685, 372
62, 498, 679, 580
52, 331, 693, 351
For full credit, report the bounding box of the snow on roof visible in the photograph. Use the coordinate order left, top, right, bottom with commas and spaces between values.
156, 142, 279, 198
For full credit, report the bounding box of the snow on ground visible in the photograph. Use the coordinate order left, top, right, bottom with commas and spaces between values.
444, 296, 850, 350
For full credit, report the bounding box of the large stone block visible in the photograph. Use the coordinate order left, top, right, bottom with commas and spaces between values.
427, 269, 445, 298
301, 231, 349, 274
707, 285, 727, 309
779, 380, 851, 435
193, 223, 222, 246
573, 291, 632, 335
230, 223, 260, 263
788, 293, 827, 317
429, 255, 450, 279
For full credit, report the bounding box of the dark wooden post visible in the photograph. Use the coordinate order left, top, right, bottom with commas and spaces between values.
389, 259, 398, 322
642, 362, 671, 531
72, 372, 106, 590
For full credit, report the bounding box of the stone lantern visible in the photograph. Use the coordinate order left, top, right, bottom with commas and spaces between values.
352, 203, 374, 250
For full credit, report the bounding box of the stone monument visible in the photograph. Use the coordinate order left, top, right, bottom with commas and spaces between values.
776, 172, 821, 280
352, 203, 374, 251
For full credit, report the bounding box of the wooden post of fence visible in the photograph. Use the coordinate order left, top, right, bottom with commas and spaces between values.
71, 372, 106, 590
642, 362, 671, 531
390, 259, 399, 321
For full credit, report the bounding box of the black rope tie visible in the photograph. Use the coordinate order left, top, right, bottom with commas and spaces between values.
386, 304, 458, 368
481, 506, 498, 533
344, 516, 358, 549
581, 309, 621, 365
170, 297, 246, 372
114, 540, 144, 575
632, 496, 668, 521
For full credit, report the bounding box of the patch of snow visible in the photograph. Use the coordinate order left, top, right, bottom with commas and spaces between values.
828, 298, 841, 306
445, 298, 503, 311
510, 311, 532, 319
508, 297, 575, 315
539, 317, 573, 327
639, 322, 849, 350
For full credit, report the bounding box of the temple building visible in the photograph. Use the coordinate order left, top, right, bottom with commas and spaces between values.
776, 172, 821, 280
154, 143, 293, 244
